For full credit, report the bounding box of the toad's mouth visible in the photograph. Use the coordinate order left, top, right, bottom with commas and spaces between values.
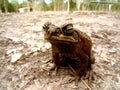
51, 34, 78, 42
45, 32, 78, 43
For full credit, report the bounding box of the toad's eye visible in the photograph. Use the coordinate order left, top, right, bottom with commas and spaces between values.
62, 23, 74, 36
66, 24, 73, 30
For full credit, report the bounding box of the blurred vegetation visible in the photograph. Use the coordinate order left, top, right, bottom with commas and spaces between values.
0, 0, 120, 13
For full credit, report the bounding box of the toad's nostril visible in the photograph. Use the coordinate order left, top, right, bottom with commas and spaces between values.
43, 26, 45, 30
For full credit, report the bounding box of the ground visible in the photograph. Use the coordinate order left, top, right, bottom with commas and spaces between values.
0, 12, 120, 90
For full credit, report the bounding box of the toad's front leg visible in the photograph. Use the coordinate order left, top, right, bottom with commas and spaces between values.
49, 51, 61, 76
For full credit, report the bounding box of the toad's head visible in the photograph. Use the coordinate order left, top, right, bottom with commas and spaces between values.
43, 22, 78, 43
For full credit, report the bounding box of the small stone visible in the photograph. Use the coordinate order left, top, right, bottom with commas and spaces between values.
44, 42, 51, 49
111, 61, 115, 66
11, 37, 19, 42
47, 63, 55, 70
6, 49, 15, 55
100, 51, 107, 58
7, 65, 14, 70
17, 46, 24, 51
41, 47, 47, 52
39, 33, 44, 39
109, 48, 117, 54
36, 42, 44, 48
31, 47, 40, 52
11, 53, 22, 63
41, 64, 47, 68
6, 47, 24, 55
26, 40, 32, 45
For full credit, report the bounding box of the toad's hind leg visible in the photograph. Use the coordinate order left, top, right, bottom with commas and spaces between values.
90, 50, 95, 64
68, 64, 80, 86
85, 63, 95, 84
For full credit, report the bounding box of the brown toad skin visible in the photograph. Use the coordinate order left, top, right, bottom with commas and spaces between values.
43, 22, 95, 77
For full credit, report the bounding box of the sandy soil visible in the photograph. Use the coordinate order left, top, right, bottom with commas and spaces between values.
0, 12, 120, 90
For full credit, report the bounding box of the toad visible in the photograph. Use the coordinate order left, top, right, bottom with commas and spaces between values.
43, 22, 95, 84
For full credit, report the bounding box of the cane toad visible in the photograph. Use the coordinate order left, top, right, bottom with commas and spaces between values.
43, 22, 95, 79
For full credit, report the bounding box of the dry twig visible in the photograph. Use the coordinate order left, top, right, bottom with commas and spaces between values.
68, 64, 92, 90
81, 78, 92, 90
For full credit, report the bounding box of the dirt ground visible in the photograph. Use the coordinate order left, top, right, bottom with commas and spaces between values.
0, 12, 120, 90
